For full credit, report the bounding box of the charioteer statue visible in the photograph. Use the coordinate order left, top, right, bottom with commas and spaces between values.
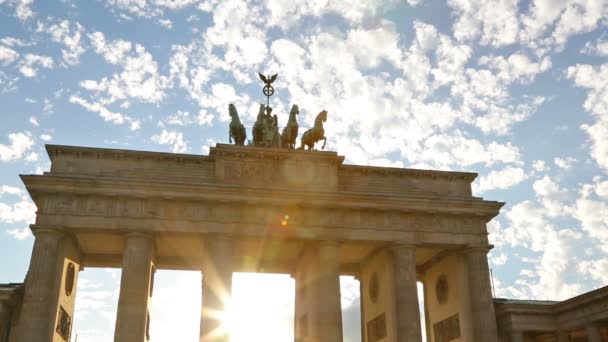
227, 72, 328, 150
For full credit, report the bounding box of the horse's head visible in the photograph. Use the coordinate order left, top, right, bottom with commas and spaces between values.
256, 104, 265, 120
290, 105, 299, 116
319, 110, 327, 122
228, 104, 237, 118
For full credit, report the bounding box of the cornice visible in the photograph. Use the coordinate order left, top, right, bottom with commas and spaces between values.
21, 174, 504, 219
339, 164, 478, 183
45, 144, 211, 164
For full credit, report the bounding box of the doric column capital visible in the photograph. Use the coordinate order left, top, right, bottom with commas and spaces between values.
389, 242, 416, 254
29, 224, 65, 238
462, 244, 494, 255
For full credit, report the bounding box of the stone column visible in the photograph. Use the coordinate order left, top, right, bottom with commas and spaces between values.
0, 302, 10, 342
511, 331, 524, 342
316, 241, 343, 342
15, 228, 64, 341
114, 233, 155, 342
391, 244, 422, 342
200, 235, 233, 342
357, 275, 365, 342
556, 330, 569, 342
464, 247, 499, 342
586, 325, 601, 342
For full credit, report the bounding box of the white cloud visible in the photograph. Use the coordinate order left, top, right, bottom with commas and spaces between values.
448, 0, 608, 52
151, 129, 187, 153
262, 0, 400, 29
0, 131, 35, 162
36, 19, 86, 66
0, 45, 19, 65
1, 0, 35, 20
0, 37, 30, 47
474, 166, 527, 193
18, 53, 54, 77
447, 0, 520, 47
581, 36, 608, 57
478, 53, 551, 84
0, 184, 36, 241
39, 134, 52, 141
579, 258, 608, 285
532, 160, 548, 172
533, 175, 569, 217
69, 95, 141, 130
28, 116, 39, 126
553, 156, 577, 170
104, 0, 200, 18
566, 63, 608, 171
592, 177, 608, 199
7, 227, 31, 239
500, 201, 583, 300
84, 31, 170, 105
575, 182, 608, 252
158, 18, 172, 28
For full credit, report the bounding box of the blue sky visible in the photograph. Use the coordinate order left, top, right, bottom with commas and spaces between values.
1, 0, 608, 341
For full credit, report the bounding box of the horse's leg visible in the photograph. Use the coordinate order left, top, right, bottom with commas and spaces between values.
321, 136, 326, 149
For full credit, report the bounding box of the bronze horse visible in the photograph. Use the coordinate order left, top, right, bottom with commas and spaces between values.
281, 105, 299, 149
252, 104, 266, 146
298, 110, 327, 150
228, 104, 246, 146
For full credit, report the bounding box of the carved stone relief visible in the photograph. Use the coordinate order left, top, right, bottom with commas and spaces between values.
55, 306, 72, 341
43, 194, 487, 234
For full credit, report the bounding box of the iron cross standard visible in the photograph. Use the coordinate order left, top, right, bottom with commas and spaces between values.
258, 72, 278, 107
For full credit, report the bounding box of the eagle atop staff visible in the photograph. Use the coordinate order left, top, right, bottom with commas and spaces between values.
258, 73, 278, 85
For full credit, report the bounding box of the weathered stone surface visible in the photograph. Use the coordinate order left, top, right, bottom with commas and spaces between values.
10, 143, 509, 342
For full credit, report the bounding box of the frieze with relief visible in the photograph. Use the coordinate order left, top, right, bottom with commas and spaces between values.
41, 194, 487, 234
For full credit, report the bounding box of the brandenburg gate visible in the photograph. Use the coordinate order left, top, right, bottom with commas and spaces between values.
9, 141, 503, 341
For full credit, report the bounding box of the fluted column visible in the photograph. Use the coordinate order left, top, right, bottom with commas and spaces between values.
16, 228, 64, 341
114, 233, 155, 342
391, 243, 422, 342
586, 325, 601, 342
316, 241, 343, 342
200, 235, 233, 342
0, 302, 10, 342
464, 247, 499, 342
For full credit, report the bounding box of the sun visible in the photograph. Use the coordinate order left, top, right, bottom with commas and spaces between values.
221, 273, 295, 342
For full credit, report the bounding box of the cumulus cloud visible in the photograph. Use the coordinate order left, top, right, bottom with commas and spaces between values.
447, 0, 608, 53
1, 0, 35, 20
86, 31, 170, 104
566, 63, 608, 172
553, 156, 577, 170
17, 53, 54, 77
104, 0, 200, 18
0, 132, 35, 162
581, 35, 608, 57
0, 45, 19, 65
0, 184, 36, 240
69, 95, 141, 130
533, 175, 569, 217
151, 129, 188, 153
500, 200, 583, 300
474, 166, 527, 193
532, 160, 548, 172
36, 19, 86, 66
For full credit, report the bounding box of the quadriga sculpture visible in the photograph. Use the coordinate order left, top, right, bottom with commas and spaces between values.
298, 110, 327, 150
228, 103, 246, 146
280, 105, 299, 149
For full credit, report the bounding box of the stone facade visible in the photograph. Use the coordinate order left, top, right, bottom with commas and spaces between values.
5, 143, 509, 341
495, 285, 608, 342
